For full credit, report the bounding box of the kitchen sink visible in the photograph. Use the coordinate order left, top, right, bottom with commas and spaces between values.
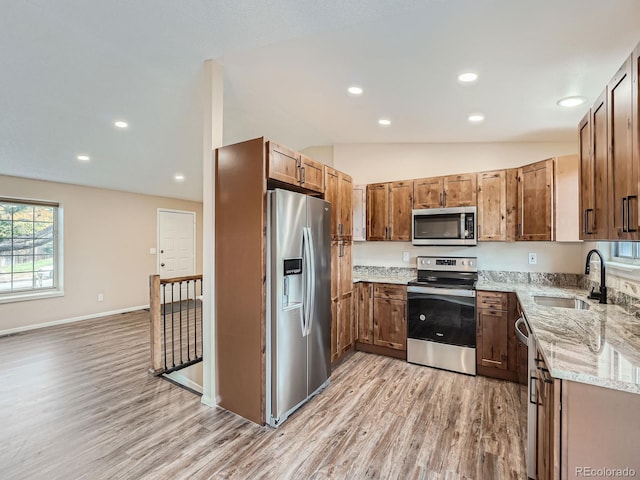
532, 295, 590, 310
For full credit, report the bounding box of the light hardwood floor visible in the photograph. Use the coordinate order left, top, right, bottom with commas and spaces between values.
0, 311, 527, 480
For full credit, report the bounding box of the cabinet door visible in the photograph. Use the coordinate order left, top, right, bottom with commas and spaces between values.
443, 174, 477, 207
608, 55, 637, 240
300, 154, 325, 193
579, 110, 594, 240
536, 366, 558, 480
337, 293, 353, 356
367, 183, 389, 240
388, 181, 413, 241
338, 242, 352, 297
331, 298, 338, 362
352, 185, 366, 241
338, 172, 353, 238
356, 283, 373, 344
517, 159, 554, 240
477, 170, 507, 241
373, 297, 407, 350
592, 91, 609, 239
267, 141, 300, 186
633, 43, 640, 237
477, 309, 508, 370
325, 167, 340, 238
413, 177, 443, 208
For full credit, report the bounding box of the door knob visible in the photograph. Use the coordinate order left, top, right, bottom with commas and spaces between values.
161, 263, 165, 267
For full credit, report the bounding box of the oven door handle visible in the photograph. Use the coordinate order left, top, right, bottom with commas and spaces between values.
407, 285, 476, 297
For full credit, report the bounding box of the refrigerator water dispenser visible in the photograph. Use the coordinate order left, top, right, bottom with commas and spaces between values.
282, 258, 303, 308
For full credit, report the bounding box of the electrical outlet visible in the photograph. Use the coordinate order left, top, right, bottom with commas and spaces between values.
149, 247, 157, 254
528, 253, 537, 265
402, 251, 410, 262
98, 293, 104, 302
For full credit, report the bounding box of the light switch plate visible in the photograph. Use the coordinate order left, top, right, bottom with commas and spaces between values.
149, 247, 157, 254
528, 253, 537, 265
402, 251, 410, 262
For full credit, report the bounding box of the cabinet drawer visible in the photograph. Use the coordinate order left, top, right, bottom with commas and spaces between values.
373, 283, 407, 300
477, 291, 508, 310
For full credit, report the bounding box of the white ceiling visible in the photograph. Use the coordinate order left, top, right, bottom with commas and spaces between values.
1, 0, 639, 202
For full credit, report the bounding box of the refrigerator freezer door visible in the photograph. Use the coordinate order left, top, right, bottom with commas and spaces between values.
270, 190, 308, 422
306, 195, 332, 395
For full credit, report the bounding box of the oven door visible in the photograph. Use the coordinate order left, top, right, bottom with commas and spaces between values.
407, 285, 476, 348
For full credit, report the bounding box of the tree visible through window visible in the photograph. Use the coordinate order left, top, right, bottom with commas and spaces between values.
0, 199, 58, 294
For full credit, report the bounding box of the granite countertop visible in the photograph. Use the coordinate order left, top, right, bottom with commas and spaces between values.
478, 280, 640, 395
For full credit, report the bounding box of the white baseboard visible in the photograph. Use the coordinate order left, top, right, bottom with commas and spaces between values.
0, 304, 149, 336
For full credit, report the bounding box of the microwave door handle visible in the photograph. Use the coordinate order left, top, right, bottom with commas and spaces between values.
460, 214, 465, 239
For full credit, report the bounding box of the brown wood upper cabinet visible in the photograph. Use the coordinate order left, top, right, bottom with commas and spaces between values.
476, 170, 518, 241
517, 159, 554, 241
579, 91, 609, 240
414, 174, 477, 209
324, 166, 353, 240
266, 141, 324, 193
608, 55, 637, 240
366, 181, 413, 241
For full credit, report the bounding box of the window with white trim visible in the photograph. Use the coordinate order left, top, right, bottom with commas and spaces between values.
611, 241, 640, 263
0, 198, 60, 297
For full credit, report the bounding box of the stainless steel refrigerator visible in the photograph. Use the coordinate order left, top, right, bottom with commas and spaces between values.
266, 189, 331, 428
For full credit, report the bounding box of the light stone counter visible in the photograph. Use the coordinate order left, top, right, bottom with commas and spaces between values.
478, 280, 640, 395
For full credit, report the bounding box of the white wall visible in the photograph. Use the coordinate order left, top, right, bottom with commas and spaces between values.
354, 241, 584, 273
302, 145, 334, 167
0, 175, 203, 333
333, 141, 583, 273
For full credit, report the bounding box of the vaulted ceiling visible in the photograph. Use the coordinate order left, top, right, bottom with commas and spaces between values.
1, 0, 639, 201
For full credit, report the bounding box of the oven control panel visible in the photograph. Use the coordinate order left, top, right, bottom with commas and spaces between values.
416, 256, 477, 272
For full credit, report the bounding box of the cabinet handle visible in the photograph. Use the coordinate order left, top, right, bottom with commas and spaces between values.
529, 375, 537, 405
339, 242, 344, 258
622, 197, 628, 233
385, 226, 390, 240
584, 209, 595, 235
439, 192, 443, 207
517, 223, 521, 238
628, 195, 637, 232
443, 191, 447, 206
300, 166, 306, 184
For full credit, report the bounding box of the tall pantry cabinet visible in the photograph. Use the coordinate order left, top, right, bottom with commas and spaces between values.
325, 166, 354, 363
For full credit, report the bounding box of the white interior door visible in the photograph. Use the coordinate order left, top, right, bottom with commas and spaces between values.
158, 210, 196, 302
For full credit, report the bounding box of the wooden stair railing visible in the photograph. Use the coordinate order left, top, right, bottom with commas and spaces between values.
149, 274, 203, 375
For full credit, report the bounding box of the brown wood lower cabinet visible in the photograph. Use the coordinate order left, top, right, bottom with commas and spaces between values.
355, 282, 407, 359
476, 290, 520, 382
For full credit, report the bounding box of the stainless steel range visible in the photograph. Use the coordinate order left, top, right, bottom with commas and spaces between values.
407, 256, 477, 375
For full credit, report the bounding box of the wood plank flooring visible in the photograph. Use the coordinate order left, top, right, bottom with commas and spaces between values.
0, 311, 527, 480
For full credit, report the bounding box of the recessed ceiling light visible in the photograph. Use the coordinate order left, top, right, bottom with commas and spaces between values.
348, 85, 363, 95
76, 154, 90, 161
557, 96, 586, 107
468, 113, 485, 123
174, 174, 185, 182
114, 120, 129, 128
378, 118, 391, 126
458, 72, 478, 83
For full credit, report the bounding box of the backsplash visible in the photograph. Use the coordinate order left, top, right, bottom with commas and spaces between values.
479, 271, 580, 287
353, 265, 416, 278
580, 265, 640, 308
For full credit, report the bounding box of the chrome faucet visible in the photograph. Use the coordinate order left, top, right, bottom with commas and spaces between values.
585, 249, 607, 304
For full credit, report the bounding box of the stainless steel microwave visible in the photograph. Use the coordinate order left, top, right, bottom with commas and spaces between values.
412, 206, 477, 246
